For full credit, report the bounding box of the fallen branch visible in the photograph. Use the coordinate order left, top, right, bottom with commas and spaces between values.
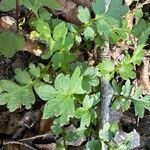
3, 141, 36, 150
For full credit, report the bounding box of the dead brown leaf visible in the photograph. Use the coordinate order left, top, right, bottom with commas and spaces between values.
137, 58, 150, 94
0, 16, 16, 31
126, 11, 134, 29
23, 39, 46, 56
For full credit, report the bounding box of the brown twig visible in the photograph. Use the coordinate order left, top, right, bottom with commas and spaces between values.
18, 133, 52, 142
3, 141, 36, 150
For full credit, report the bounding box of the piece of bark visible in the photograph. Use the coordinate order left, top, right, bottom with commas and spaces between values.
23, 39, 46, 56
72, 0, 92, 8
38, 119, 53, 135
137, 58, 150, 94
53, 0, 82, 25
34, 143, 56, 150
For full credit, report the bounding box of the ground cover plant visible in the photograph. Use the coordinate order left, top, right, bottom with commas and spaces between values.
0, 0, 150, 149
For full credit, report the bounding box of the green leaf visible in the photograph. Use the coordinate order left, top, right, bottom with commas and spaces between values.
112, 79, 122, 95
92, 0, 105, 16
95, 36, 105, 47
15, 68, 31, 85
54, 36, 73, 52
97, 60, 115, 75
106, 0, 129, 23
39, 8, 52, 20
34, 82, 57, 101
77, 6, 91, 24
86, 139, 101, 150
75, 107, 86, 118
51, 125, 63, 136
53, 22, 68, 40
132, 19, 146, 37
43, 95, 75, 125
0, 32, 25, 58
122, 80, 132, 97
82, 67, 99, 93
109, 30, 121, 43
142, 95, 150, 110
29, 63, 41, 78
83, 95, 93, 109
112, 97, 122, 110
96, 19, 111, 37
75, 94, 97, 128
22, 0, 61, 15
111, 28, 129, 40
133, 88, 150, 118
134, 101, 145, 118
0, 80, 20, 92
21, 87, 35, 109
130, 45, 145, 65
54, 73, 70, 94
70, 67, 85, 94
0, 80, 35, 112
52, 37, 64, 52
80, 110, 94, 128
132, 19, 150, 44
0, 0, 20, 11
43, 97, 61, 119
99, 122, 110, 141
22, 0, 41, 15
61, 33, 74, 51
75, 34, 82, 44
41, 67, 85, 125
43, 74, 52, 83
113, 80, 132, 111
41, 0, 61, 10
36, 19, 51, 39
134, 8, 143, 19
75, 107, 92, 128
66, 130, 81, 144
52, 51, 75, 72
0, 93, 9, 105
84, 27, 96, 41
119, 63, 136, 80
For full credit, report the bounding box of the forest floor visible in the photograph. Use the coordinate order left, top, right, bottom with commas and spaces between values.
0, 0, 150, 149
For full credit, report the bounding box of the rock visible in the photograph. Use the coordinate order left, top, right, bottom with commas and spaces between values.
114, 129, 140, 149
109, 108, 123, 123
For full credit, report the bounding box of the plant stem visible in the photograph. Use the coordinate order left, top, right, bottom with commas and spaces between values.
114, 94, 149, 103
62, 127, 67, 150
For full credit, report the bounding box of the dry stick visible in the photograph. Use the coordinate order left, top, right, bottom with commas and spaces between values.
18, 133, 51, 142
3, 141, 36, 150
97, 1, 113, 150
97, 42, 113, 150
16, 0, 20, 33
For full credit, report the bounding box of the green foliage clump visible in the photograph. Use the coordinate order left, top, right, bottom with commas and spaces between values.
0, 0, 150, 149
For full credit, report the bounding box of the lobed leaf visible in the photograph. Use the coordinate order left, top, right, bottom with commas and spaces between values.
0, 80, 35, 112
0, 32, 25, 58
77, 6, 91, 24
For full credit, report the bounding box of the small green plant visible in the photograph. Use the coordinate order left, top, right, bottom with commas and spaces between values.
0, 0, 150, 149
